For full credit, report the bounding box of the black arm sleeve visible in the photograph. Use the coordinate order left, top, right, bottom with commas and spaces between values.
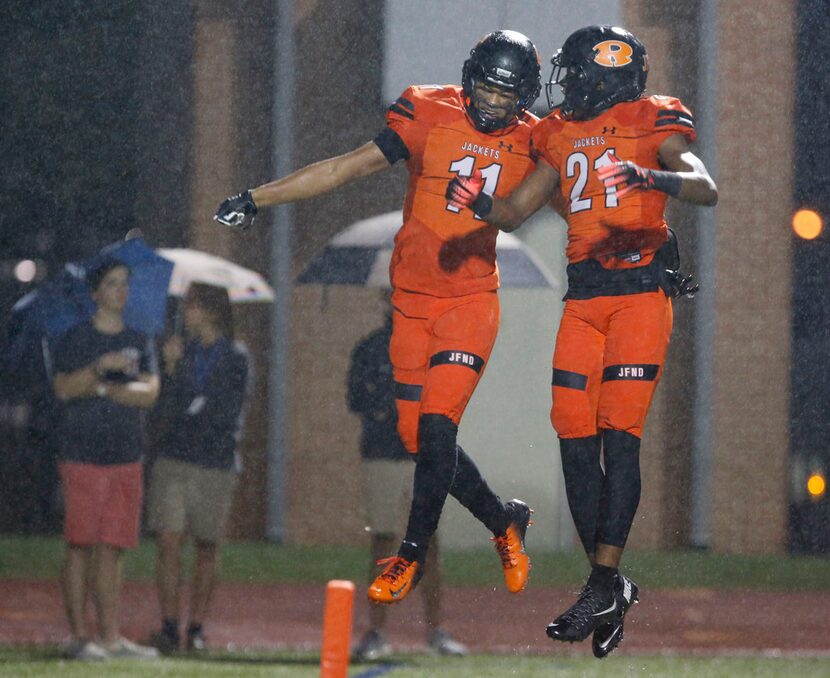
373, 127, 410, 165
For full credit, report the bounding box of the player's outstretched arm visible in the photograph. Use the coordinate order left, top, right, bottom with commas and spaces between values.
215, 141, 391, 229
597, 135, 718, 206
445, 159, 560, 233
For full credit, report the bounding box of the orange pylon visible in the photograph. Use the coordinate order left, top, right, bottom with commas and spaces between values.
320, 580, 355, 678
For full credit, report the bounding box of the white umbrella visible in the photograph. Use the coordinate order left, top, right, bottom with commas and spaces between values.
158, 248, 274, 303
297, 211, 557, 288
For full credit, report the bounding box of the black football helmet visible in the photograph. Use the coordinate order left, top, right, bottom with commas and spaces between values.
546, 25, 648, 119
462, 30, 541, 132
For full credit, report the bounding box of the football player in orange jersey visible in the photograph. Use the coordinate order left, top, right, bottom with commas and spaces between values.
216, 31, 542, 607
447, 25, 717, 657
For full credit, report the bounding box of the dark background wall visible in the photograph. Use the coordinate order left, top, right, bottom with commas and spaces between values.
790, 0, 830, 552
0, 1, 195, 532
2, 3, 148, 262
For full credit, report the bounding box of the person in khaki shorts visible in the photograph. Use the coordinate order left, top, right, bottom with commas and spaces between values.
348, 309, 467, 660
147, 283, 250, 653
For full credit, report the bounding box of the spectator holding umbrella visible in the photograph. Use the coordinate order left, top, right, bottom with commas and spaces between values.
147, 283, 250, 653
52, 258, 161, 660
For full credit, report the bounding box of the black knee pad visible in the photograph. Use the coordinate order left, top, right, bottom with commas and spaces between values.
597, 428, 641, 548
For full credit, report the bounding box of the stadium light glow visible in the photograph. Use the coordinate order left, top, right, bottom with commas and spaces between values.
792, 209, 823, 240
14, 259, 37, 283
807, 472, 826, 499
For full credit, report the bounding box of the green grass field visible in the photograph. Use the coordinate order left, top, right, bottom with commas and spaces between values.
1, 647, 830, 678
2, 535, 829, 591
2, 536, 830, 676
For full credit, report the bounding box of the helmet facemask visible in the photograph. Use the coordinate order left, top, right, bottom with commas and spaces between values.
546, 50, 589, 113
462, 30, 541, 133
465, 69, 522, 132
545, 27, 648, 119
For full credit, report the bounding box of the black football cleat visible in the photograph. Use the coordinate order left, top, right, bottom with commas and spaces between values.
546, 582, 619, 643
592, 574, 639, 658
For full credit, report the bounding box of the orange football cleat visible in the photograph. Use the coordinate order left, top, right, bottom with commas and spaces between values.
367, 556, 422, 604
492, 499, 532, 593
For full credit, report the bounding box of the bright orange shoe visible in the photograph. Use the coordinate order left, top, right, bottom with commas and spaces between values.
492, 499, 532, 593
367, 556, 422, 604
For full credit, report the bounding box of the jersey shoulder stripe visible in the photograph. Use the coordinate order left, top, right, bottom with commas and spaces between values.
395, 96, 414, 111
388, 101, 414, 120
655, 109, 695, 129
386, 85, 464, 125
641, 95, 696, 135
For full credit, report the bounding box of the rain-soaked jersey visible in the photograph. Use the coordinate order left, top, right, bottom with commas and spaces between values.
533, 95, 696, 269
377, 85, 537, 297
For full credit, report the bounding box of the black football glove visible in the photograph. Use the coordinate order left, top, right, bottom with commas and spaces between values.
597, 153, 681, 198
214, 190, 258, 230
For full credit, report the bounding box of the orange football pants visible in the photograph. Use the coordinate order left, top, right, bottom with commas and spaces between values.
551, 291, 673, 439
390, 289, 499, 453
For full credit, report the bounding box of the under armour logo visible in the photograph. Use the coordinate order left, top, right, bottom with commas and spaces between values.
498, 141, 513, 152
602, 126, 616, 134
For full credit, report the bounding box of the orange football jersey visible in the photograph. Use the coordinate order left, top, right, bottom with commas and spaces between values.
385, 85, 537, 297
533, 95, 696, 268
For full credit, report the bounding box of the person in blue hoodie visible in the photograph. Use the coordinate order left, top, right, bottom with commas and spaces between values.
147, 283, 250, 653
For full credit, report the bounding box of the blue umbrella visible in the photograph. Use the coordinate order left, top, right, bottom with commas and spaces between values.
297, 210, 557, 288
4, 238, 173, 378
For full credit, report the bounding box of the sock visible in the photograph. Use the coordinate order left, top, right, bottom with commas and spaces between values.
588, 563, 618, 596
398, 539, 423, 563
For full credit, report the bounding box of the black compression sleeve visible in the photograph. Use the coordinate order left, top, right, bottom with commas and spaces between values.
471, 193, 493, 218
649, 170, 682, 197
373, 127, 410, 165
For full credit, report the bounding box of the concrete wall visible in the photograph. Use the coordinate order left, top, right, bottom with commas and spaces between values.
708, 1, 794, 553
286, 286, 385, 546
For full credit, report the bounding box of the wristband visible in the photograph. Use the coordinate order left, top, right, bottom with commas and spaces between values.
471, 192, 493, 218
649, 170, 682, 197
95, 383, 108, 398
243, 190, 258, 213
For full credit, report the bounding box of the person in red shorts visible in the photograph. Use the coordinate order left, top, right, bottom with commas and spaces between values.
53, 258, 161, 660
447, 25, 717, 658
215, 31, 541, 605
